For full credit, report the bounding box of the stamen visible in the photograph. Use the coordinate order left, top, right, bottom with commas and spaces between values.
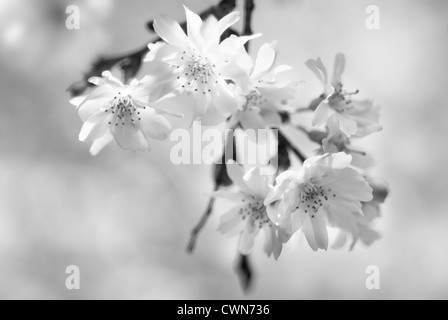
238, 199, 271, 228
300, 183, 332, 217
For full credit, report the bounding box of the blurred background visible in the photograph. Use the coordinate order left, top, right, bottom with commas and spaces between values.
0, 0, 447, 299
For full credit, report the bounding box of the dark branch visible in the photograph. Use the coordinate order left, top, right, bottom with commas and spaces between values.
186, 195, 216, 254
278, 130, 307, 163
243, 0, 255, 51
235, 254, 254, 293
187, 131, 236, 254
68, 0, 237, 97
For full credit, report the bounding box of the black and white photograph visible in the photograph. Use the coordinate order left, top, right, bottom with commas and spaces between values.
0, 0, 447, 302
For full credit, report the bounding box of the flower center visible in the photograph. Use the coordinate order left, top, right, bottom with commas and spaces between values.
329, 83, 359, 114
104, 92, 143, 126
300, 183, 336, 218
239, 198, 272, 229
328, 132, 350, 150
190, 56, 212, 78
243, 88, 266, 111
177, 49, 218, 95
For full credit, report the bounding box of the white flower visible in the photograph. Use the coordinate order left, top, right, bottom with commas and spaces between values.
147, 6, 259, 125
214, 161, 286, 259
306, 53, 382, 137
333, 177, 388, 250
70, 69, 180, 155
322, 116, 376, 169
228, 42, 297, 130
265, 152, 373, 251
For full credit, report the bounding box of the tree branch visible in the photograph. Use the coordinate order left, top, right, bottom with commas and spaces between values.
187, 131, 236, 254
278, 130, 307, 163
243, 0, 255, 51
187, 195, 217, 254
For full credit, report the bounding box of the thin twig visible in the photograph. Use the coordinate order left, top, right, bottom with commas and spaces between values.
278, 130, 307, 163
186, 193, 217, 254
187, 130, 236, 253
243, 0, 255, 51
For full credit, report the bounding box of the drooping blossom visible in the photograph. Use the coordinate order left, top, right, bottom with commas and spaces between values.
333, 176, 389, 250
228, 42, 298, 130
265, 152, 373, 251
214, 161, 286, 259
306, 53, 382, 137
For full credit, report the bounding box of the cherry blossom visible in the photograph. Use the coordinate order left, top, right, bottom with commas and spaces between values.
265, 152, 373, 251
70, 69, 180, 155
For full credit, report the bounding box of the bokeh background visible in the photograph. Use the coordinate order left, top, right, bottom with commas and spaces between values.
1, 0, 447, 300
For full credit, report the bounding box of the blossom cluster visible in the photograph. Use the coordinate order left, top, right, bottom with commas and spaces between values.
70, 6, 387, 259
71, 6, 296, 154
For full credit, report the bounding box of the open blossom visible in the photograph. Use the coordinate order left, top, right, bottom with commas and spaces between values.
70, 69, 180, 155
228, 42, 298, 130
265, 152, 373, 251
306, 53, 382, 137
146, 6, 259, 125
214, 161, 286, 259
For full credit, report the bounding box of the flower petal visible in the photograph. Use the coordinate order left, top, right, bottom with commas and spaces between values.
212, 80, 239, 116
332, 230, 348, 249
217, 11, 240, 37
218, 206, 245, 237
89, 132, 114, 156
226, 160, 253, 195
198, 104, 227, 126
239, 109, 267, 131
263, 225, 282, 260
264, 170, 297, 205
305, 57, 328, 86
184, 6, 204, 50
89, 71, 123, 87
79, 111, 112, 142
153, 14, 189, 48
145, 41, 180, 62
301, 209, 328, 251
243, 167, 270, 198
218, 34, 261, 57
238, 222, 258, 255
69, 96, 85, 108
215, 60, 250, 84
193, 91, 211, 121
332, 53, 345, 86
200, 16, 220, 51
312, 102, 333, 127
336, 113, 358, 137
290, 209, 302, 232
328, 151, 353, 169
77, 89, 113, 121
252, 42, 276, 79
113, 122, 149, 152
324, 168, 373, 202
325, 200, 360, 233
357, 225, 381, 248
139, 108, 172, 140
